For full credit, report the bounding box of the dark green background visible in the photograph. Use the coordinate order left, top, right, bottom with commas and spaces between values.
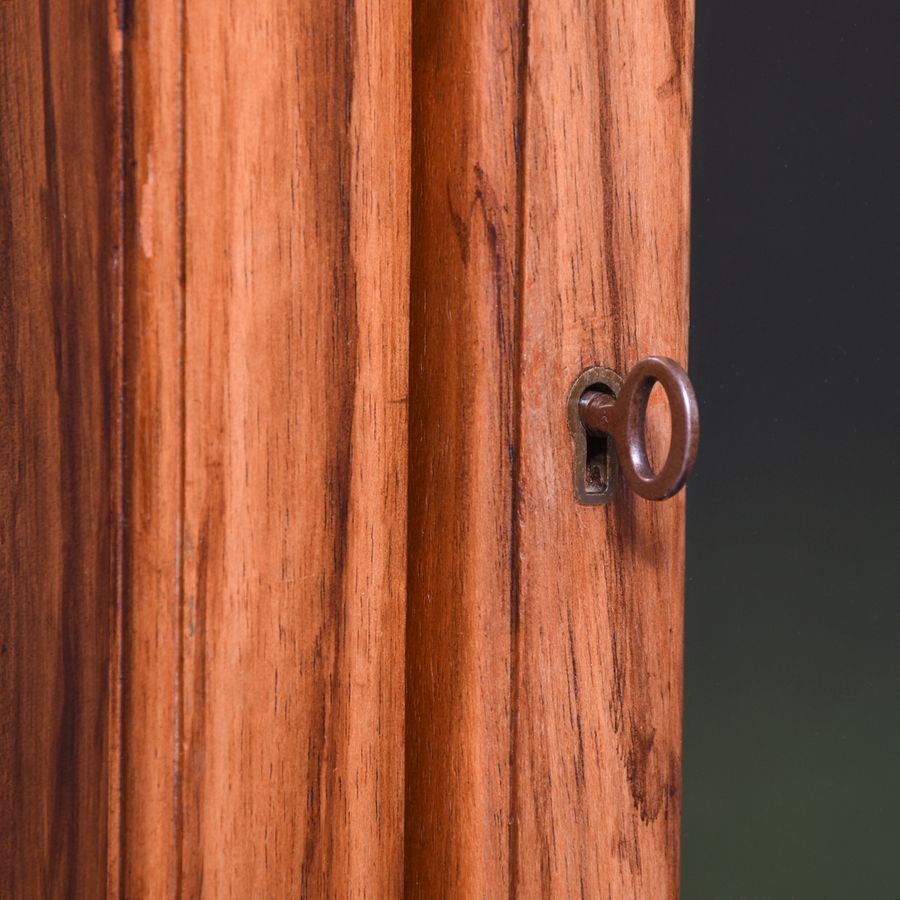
682, 1, 900, 896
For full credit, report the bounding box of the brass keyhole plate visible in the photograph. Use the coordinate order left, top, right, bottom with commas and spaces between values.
566, 366, 623, 506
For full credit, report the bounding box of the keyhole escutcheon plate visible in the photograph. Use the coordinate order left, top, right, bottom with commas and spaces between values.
566, 366, 623, 505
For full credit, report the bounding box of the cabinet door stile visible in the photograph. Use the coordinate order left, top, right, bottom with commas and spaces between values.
407, 0, 694, 896
514, 0, 693, 894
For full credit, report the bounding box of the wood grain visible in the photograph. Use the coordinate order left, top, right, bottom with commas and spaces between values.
3, 0, 689, 891
514, 0, 693, 894
0, 1, 124, 895
406, 0, 523, 896
408, 0, 693, 896
179, 0, 410, 895
3, 0, 409, 894
120, 1, 184, 895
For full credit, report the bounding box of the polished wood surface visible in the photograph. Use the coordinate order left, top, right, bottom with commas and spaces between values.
406, 0, 523, 895
408, 0, 693, 895
0, 2, 123, 895
2, 0, 409, 895
120, 1, 184, 895
517, 0, 692, 893
3, 0, 689, 894
179, 0, 409, 894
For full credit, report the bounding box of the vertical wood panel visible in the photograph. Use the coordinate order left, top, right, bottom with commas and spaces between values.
406, 0, 523, 896
408, 0, 693, 895
515, 0, 693, 895
180, 0, 409, 895
0, 1, 123, 896
121, 1, 184, 895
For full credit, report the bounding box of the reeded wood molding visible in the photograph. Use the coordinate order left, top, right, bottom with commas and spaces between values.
120, 3, 184, 896
0, 2, 125, 894
405, 0, 524, 896
177, 1, 410, 893
3, 0, 410, 895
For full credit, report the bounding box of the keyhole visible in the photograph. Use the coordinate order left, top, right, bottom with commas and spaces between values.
584, 384, 615, 495
566, 366, 623, 506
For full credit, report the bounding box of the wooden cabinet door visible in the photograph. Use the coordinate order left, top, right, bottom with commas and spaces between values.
2, 0, 692, 896
407, 1, 692, 896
